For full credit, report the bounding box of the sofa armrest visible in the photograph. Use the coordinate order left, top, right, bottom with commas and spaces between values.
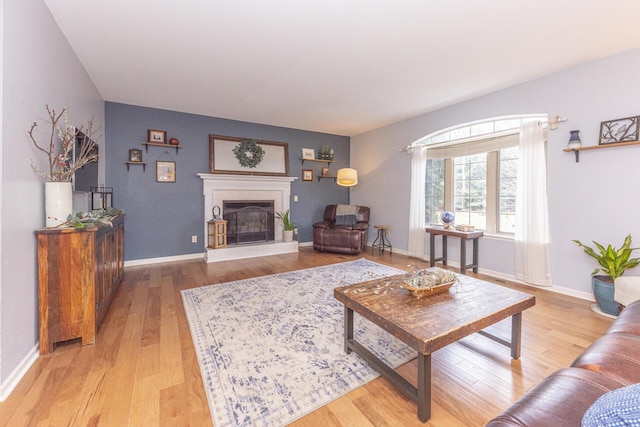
353, 222, 368, 231
614, 277, 640, 307
313, 221, 330, 229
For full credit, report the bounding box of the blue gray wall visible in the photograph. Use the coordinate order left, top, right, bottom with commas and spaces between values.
105, 102, 350, 261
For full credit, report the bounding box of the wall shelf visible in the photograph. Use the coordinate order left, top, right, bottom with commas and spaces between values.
317, 175, 336, 182
126, 161, 147, 171
142, 141, 182, 154
563, 140, 640, 162
300, 158, 334, 166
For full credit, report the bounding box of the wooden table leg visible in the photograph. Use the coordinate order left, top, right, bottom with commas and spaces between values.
511, 312, 522, 360
344, 307, 353, 354
442, 235, 448, 265
417, 353, 432, 422
472, 237, 479, 273
460, 237, 467, 275
429, 234, 436, 266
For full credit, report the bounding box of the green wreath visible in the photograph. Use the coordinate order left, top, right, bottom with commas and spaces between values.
233, 139, 265, 168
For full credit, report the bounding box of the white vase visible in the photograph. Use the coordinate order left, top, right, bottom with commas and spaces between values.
283, 230, 294, 242
45, 182, 73, 228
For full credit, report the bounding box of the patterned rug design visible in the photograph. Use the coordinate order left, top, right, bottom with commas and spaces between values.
181, 258, 416, 427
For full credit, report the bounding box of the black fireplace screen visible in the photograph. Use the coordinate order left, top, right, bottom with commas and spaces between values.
223, 200, 275, 245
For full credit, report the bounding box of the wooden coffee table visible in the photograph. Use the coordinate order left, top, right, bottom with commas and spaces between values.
334, 273, 535, 422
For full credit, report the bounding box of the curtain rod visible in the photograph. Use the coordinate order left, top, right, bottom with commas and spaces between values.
538, 115, 567, 130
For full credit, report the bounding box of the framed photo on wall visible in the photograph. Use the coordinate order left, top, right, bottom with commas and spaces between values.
321, 167, 330, 176
302, 148, 315, 160
148, 129, 167, 144
129, 149, 143, 162
302, 169, 313, 181
156, 161, 176, 182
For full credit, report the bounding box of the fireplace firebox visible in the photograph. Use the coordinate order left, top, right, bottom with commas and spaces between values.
223, 200, 275, 245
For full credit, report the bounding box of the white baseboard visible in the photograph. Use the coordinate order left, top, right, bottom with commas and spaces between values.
0, 344, 39, 401
124, 252, 204, 267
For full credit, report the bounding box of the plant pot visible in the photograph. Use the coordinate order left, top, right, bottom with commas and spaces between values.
45, 181, 73, 228
592, 275, 621, 316
283, 230, 294, 242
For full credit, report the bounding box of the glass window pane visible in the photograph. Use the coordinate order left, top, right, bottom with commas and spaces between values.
498, 148, 518, 233
453, 153, 486, 230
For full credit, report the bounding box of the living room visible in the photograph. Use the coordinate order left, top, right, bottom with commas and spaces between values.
4, 0, 640, 425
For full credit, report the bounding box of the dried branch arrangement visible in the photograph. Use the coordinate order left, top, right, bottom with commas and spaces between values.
28, 105, 101, 182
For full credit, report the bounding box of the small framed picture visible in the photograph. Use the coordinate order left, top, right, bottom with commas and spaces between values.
157, 161, 176, 183
321, 167, 330, 176
599, 116, 639, 145
129, 148, 143, 162
148, 129, 167, 144
302, 148, 315, 160
302, 169, 313, 181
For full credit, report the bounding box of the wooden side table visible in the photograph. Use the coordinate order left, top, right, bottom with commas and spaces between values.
425, 226, 483, 275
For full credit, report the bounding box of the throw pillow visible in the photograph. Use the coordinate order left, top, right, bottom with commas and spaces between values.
582, 382, 640, 426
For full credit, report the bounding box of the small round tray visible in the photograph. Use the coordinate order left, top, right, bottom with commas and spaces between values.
401, 280, 455, 297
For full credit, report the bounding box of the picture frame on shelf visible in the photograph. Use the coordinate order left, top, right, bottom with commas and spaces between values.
321, 167, 330, 177
302, 169, 313, 181
156, 161, 176, 183
599, 116, 639, 145
148, 129, 167, 144
129, 148, 143, 162
302, 148, 315, 160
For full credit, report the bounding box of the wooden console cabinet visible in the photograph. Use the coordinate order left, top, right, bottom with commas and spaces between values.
35, 215, 124, 355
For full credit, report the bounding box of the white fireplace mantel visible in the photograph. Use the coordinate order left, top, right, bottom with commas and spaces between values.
198, 174, 298, 262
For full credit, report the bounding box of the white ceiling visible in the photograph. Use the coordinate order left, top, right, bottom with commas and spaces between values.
44, 1, 640, 136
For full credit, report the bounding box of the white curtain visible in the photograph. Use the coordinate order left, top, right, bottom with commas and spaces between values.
514, 122, 552, 286
408, 146, 427, 258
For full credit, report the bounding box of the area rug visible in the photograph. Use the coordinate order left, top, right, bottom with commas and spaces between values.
181, 258, 416, 427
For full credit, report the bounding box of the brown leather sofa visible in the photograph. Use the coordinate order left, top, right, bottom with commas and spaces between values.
312, 205, 369, 255
486, 299, 640, 426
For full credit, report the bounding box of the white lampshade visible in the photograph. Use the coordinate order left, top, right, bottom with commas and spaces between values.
336, 168, 358, 187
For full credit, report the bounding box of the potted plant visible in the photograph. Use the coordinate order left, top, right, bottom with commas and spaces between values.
573, 234, 640, 316
276, 209, 296, 242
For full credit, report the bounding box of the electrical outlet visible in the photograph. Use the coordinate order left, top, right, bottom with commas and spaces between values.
294, 195, 298, 202
191, 235, 197, 243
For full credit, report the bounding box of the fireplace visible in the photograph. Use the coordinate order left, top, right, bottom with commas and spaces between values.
223, 200, 275, 244
199, 174, 298, 263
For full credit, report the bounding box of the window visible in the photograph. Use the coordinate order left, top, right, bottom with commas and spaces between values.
419, 115, 545, 235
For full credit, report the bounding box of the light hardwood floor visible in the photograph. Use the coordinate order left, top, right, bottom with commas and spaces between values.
0, 247, 612, 426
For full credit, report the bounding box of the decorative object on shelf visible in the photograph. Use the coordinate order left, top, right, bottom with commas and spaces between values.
90, 185, 113, 210
567, 130, 582, 162
157, 161, 176, 183
58, 207, 124, 229
567, 130, 582, 149
321, 167, 330, 177
28, 105, 101, 227
302, 169, 313, 181
169, 137, 180, 146
209, 134, 289, 176
599, 116, 639, 145
276, 209, 296, 242
440, 211, 455, 229
129, 148, 142, 162
319, 145, 334, 160
212, 205, 221, 220
148, 129, 166, 144
207, 219, 227, 249
401, 266, 458, 298
302, 148, 315, 160
455, 224, 475, 232
45, 182, 73, 228
573, 234, 640, 316
232, 139, 265, 168
336, 168, 358, 187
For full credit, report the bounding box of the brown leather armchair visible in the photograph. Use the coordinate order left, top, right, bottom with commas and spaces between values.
313, 205, 370, 255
